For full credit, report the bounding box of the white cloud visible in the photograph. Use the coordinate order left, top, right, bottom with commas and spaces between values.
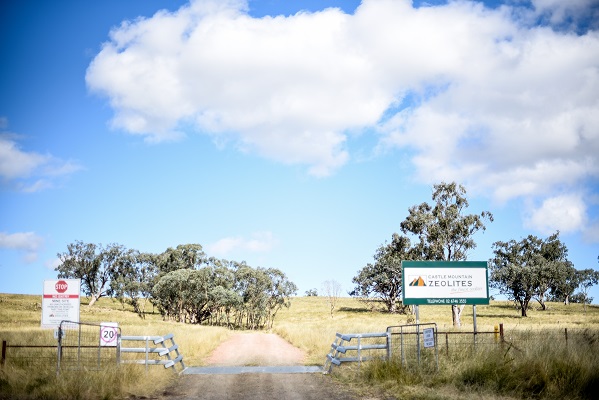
86, 0, 392, 176
86, 0, 599, 237
44, 257, 62, 271
525, 194, 587, 234
206, 231, 277, 256
529, 0, 599, 30
0, 231, 44, 263
0, 135, 49, 180
0, 129, 82, 192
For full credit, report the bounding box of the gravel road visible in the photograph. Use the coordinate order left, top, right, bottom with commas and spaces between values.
155, 332, 360, 400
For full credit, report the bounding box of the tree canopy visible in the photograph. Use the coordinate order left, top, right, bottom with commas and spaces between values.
351, 182, 493, 324
56, 241, 130, 307
351, 233, 416, 313
489, 232, 575, 316
56, 241, 297, 329
399, 182, 493, 326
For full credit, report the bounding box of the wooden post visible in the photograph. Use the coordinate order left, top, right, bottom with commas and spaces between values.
565, 328, 568, 345
1, 340, 6, 367
500, 323, 504, 343
445, 333, 449, 356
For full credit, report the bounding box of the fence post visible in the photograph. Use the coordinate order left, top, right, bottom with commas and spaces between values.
565, 328, 568, 346
357, 336, 362, 367
473, 305, 478, 351
1, 340, 6, 367
386, 330, 391, 360
445, 333, 449, 356
145, 337, 149, 372
57, 324, 63, 376
499, 323, 504, 343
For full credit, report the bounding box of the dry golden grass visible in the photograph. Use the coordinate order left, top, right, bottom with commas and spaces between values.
1, 293, 599, 399
274, 296, 599, 364
0, 294, 230, 399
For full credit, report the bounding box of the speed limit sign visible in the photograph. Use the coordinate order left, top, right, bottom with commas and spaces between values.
100, 322, 119, 347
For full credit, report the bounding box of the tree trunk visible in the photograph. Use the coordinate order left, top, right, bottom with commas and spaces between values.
88, 294, 99, 307
519, 299, 529, 317
564, 295, 569, 305
538, 294, 546, 310
451, 304, 465, 327
388, 299, 397, 313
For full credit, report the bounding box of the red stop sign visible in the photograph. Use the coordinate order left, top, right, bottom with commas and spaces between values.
55, 280, 68, 293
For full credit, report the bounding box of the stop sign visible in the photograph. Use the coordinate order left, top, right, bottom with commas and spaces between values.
55, 280, 68, 293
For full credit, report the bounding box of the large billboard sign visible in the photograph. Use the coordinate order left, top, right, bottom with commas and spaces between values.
41, 279, 81, 328
402, 261, 489, 305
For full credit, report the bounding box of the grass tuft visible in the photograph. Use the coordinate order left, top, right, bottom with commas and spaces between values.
2, 294, 599, 399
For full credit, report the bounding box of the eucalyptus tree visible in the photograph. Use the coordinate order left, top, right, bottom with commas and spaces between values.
234, 265, 272, 329
152, 268, 194, 322
110, 251, 157, 318
489, 232, 573, 316
151, 259, 297, 329
155, 243, 206, 274
263, 268, 297, 328
549, 262, 579, 305
107, 247, 141, 307
575, 267, 599, 311
56, 241, 130, 307
400, 182, 493, 326
534, 232, 573, 310
152, 267, 218, 323
490, 238, 538, 317
351, 233, 416, 313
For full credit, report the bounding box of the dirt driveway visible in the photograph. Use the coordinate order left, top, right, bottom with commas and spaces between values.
157, 332, 359, 400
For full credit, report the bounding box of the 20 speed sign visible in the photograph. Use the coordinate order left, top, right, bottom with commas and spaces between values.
99, 322, 119, 347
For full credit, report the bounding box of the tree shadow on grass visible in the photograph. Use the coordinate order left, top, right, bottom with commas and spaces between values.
474, 313, 523, 319
338, 307, 374, 313
489, 303, 520, 310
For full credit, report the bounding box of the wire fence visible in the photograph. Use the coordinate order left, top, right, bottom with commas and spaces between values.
387, 323, 439, 371
2, 322, 183, 374
1, 341, 57, 368
389, 325, 599, 363
57, 321, 120, 372
327, 324, 599, 373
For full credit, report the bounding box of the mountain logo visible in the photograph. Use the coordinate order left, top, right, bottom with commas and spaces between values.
409, 276, 426, 286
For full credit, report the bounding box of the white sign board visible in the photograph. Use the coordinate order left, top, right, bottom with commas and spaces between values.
423, 328, 435, 348
41, 279, 81, 329
403, 261, 489, 305
99, 322, 119, 347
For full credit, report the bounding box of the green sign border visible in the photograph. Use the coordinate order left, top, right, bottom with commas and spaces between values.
402, 261, 489, 305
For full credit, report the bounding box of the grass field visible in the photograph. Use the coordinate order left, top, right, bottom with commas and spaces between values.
1, 293, 599, 399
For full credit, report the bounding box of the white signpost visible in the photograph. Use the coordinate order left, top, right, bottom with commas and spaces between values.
41, 279, 81, 329
99, 322, 119, 347
423, 328, 435, 348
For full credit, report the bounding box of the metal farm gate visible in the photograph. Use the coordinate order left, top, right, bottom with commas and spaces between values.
57, 321, 121, 374
387, 323, 439, 371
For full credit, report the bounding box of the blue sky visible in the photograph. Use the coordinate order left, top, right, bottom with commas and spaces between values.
1, 0, 598, 304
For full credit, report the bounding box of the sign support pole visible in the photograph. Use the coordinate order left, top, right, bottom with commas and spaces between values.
473, 305, 478, 349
